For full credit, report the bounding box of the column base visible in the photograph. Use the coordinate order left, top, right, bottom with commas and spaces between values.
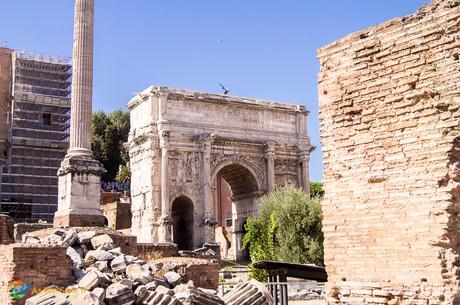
158, 215, 173, 243
54, 213, 106, 228
54, 154, 106, 228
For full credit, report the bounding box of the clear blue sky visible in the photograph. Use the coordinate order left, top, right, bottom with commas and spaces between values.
1, 0, 429, 182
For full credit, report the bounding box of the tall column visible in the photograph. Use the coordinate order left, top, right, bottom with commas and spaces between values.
54, 0, 105, 228
158, 130, 173, 243
200, 133, 217, 244
300, 153, 310, 196
265, 141, 276, 193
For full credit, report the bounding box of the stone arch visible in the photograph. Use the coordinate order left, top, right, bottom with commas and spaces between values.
211, 160, 264, 260
171, 195, 194, 250
211, 159, 263, 193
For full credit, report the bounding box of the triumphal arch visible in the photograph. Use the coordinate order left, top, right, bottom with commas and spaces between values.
128, 86, 312, 260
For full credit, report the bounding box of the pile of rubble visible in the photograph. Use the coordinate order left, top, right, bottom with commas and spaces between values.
23, 229, 273, 305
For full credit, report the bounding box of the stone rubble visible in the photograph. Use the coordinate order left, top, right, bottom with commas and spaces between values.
224, 281, 273, 305
23, 229, 272, 305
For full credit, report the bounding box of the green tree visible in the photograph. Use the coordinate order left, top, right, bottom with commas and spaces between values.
91, 109, 130, 182
310, 182, 324, 198
243, 187, 324, 281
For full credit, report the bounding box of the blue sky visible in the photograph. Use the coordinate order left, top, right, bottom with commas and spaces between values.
0, 0, 429, 182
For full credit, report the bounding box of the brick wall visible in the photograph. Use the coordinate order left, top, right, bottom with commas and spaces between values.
102, 201, 132, 230
0, 244, 74, 305
152, 257, 219, 290
0, 214, 14, 245
317, 0, 460, 304
13, 223, 53, 242
137, 243, 179, 260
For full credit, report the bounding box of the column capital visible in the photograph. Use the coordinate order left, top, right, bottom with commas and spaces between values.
264, 141, 276, 160
199, 133, 216, 152
159, 130, 170, 149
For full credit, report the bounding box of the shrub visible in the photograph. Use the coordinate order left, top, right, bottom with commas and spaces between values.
243, 187, 324, 281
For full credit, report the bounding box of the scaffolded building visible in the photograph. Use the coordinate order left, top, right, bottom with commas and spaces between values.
0, 49, 71, 222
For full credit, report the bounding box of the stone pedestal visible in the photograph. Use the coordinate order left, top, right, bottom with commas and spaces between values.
54, 156, 105, 227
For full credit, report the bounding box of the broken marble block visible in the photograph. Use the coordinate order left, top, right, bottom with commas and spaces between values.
79, 270, 102, 291
91, 234, 115, 250
141, 290, 180, 305
77, 231, 96, 244
111, 254, 129, 273
164, 271, 182, 286
224, 280, 273, 305
25, 286, 69, 305
105, 282, 135, 305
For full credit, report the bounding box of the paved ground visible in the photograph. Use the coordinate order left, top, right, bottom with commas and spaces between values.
290, 301, 327, 305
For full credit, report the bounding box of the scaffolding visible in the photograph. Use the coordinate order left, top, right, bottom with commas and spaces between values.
0, 49, 71, 222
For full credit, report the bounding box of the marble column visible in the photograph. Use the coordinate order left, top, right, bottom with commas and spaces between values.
200, 133, 217, 244
265, 142, 276, 193
54, 0, 105, 227
300, 153, 311, 196
158, 130, 173, 243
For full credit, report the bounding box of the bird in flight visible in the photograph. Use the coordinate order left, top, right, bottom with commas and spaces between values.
219, 83, 230, 95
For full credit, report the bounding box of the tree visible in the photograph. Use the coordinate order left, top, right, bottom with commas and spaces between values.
91, 109, 130, 182
243, 187, 324, 281
310, 182, 324, 198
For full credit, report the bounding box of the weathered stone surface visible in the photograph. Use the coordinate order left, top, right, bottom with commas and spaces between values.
111, 254, 129, 273
85, 250, 114, 263
164, 271, 182, 286
134, 285, 148, 304
126, 263, 154, 284
317, 0, 460, 303
224, 281, 273, 305
67, 291, 103, 305
91, 234, 115, 250
179, 287, 224, 305
92, 287, 106, 302
77, 231, 96, 244
67, 246, 84, 268
141, 290, 180, 305
79, 270, 102, 291
25, 287, 69, 305
105, 282, 135, 305
62, 228, 78, 246
22, 232, 40, 244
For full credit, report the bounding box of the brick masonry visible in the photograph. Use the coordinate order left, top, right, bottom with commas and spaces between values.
152, 257, 219, 290
13, 223, 53, 243
317, 0, 459, 304
137, 243, 179, 260
0, 244, 74, 305
0, 214, 14, 245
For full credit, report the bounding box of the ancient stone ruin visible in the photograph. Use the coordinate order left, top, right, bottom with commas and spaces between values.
128, 86, 313, 260
318, 0, 459, 303
4, 228, 273, 305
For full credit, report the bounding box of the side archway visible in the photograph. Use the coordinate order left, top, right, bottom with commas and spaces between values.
171, 196, 194, 250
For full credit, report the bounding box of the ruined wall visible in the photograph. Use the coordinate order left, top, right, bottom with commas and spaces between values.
0, 244, 74, 305
318, 0, 460, 303
0, 215, 14, 245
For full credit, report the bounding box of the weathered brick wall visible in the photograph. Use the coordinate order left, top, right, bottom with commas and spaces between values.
0, 214, 14, 245
13, 223, 53, 242
137, 243, 179, 260
317, 0, 460, 304
0, 244, 74, 305
152, 257, 219, 290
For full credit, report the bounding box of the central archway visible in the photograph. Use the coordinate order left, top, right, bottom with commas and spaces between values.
171, 196, 194, 250
211, 162, 262, 261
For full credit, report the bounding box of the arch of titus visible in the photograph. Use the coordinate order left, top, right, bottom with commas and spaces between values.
128, 86, 312, 260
